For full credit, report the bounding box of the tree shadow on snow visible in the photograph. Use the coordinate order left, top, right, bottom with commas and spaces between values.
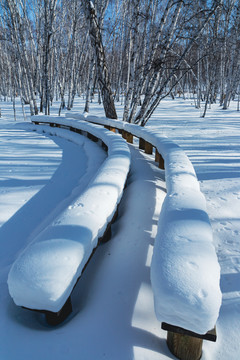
0, 134, 88, 269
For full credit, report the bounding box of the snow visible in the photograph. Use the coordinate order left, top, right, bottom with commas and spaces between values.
151, 189, 221, 334
8, 239, 88, 311
0, 97, 239, 359
8, 118, 130, 312
76, 110, 222, 334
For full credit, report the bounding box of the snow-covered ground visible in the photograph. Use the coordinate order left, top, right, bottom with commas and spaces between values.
0, 97, 239, 359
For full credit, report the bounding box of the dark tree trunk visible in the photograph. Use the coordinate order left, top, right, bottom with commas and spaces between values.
82, 1, 117, 119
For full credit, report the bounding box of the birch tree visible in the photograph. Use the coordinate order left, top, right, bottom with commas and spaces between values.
82, 0, 117, 119
1, 0, 239, 123
222, 0, 240, 109
3, 0, 39, 115
132, 1, 222, 125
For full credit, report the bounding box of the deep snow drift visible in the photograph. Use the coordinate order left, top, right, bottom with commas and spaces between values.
0, 97, 239, 359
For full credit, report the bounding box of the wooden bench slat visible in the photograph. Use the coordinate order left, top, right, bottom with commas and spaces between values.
161, 322, 217, 342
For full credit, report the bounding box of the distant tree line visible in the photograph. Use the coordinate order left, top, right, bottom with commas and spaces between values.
0, 0, 239, 124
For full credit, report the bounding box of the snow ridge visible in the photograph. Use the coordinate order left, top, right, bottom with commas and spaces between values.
8, 116, 131, 312
71, 112, 222, 335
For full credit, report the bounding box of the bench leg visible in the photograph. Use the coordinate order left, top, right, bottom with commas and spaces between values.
167, 331, 203, 360
139, 138, 145, 150
123, 131, 133, 143
101, 141, 108, 151
99, 223, 112, 244
145, 141, 153, 154
45, 296, 72, 326
155, 149, 165, 169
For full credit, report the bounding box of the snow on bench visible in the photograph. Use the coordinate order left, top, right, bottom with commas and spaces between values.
67, 113, 222, 338
7, 116, 130, 324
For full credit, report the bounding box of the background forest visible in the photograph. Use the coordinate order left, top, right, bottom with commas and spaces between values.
0, 0, 239, 123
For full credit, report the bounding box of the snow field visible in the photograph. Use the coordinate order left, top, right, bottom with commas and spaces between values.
7, 117, 130, 312
0, 96, 239, 359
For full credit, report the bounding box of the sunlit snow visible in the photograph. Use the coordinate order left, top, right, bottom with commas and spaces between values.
0, 97, 239, 359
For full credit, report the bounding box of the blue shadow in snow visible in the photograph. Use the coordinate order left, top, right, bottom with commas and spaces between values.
0, 135, 88, 268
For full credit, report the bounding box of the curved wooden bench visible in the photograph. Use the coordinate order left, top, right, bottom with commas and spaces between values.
7, 111, 221, 359
7, 116, 130, 325
66, 112, 221, 360
66, 113, 166, 170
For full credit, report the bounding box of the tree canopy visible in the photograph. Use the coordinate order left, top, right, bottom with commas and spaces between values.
0, 0, 239, 123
